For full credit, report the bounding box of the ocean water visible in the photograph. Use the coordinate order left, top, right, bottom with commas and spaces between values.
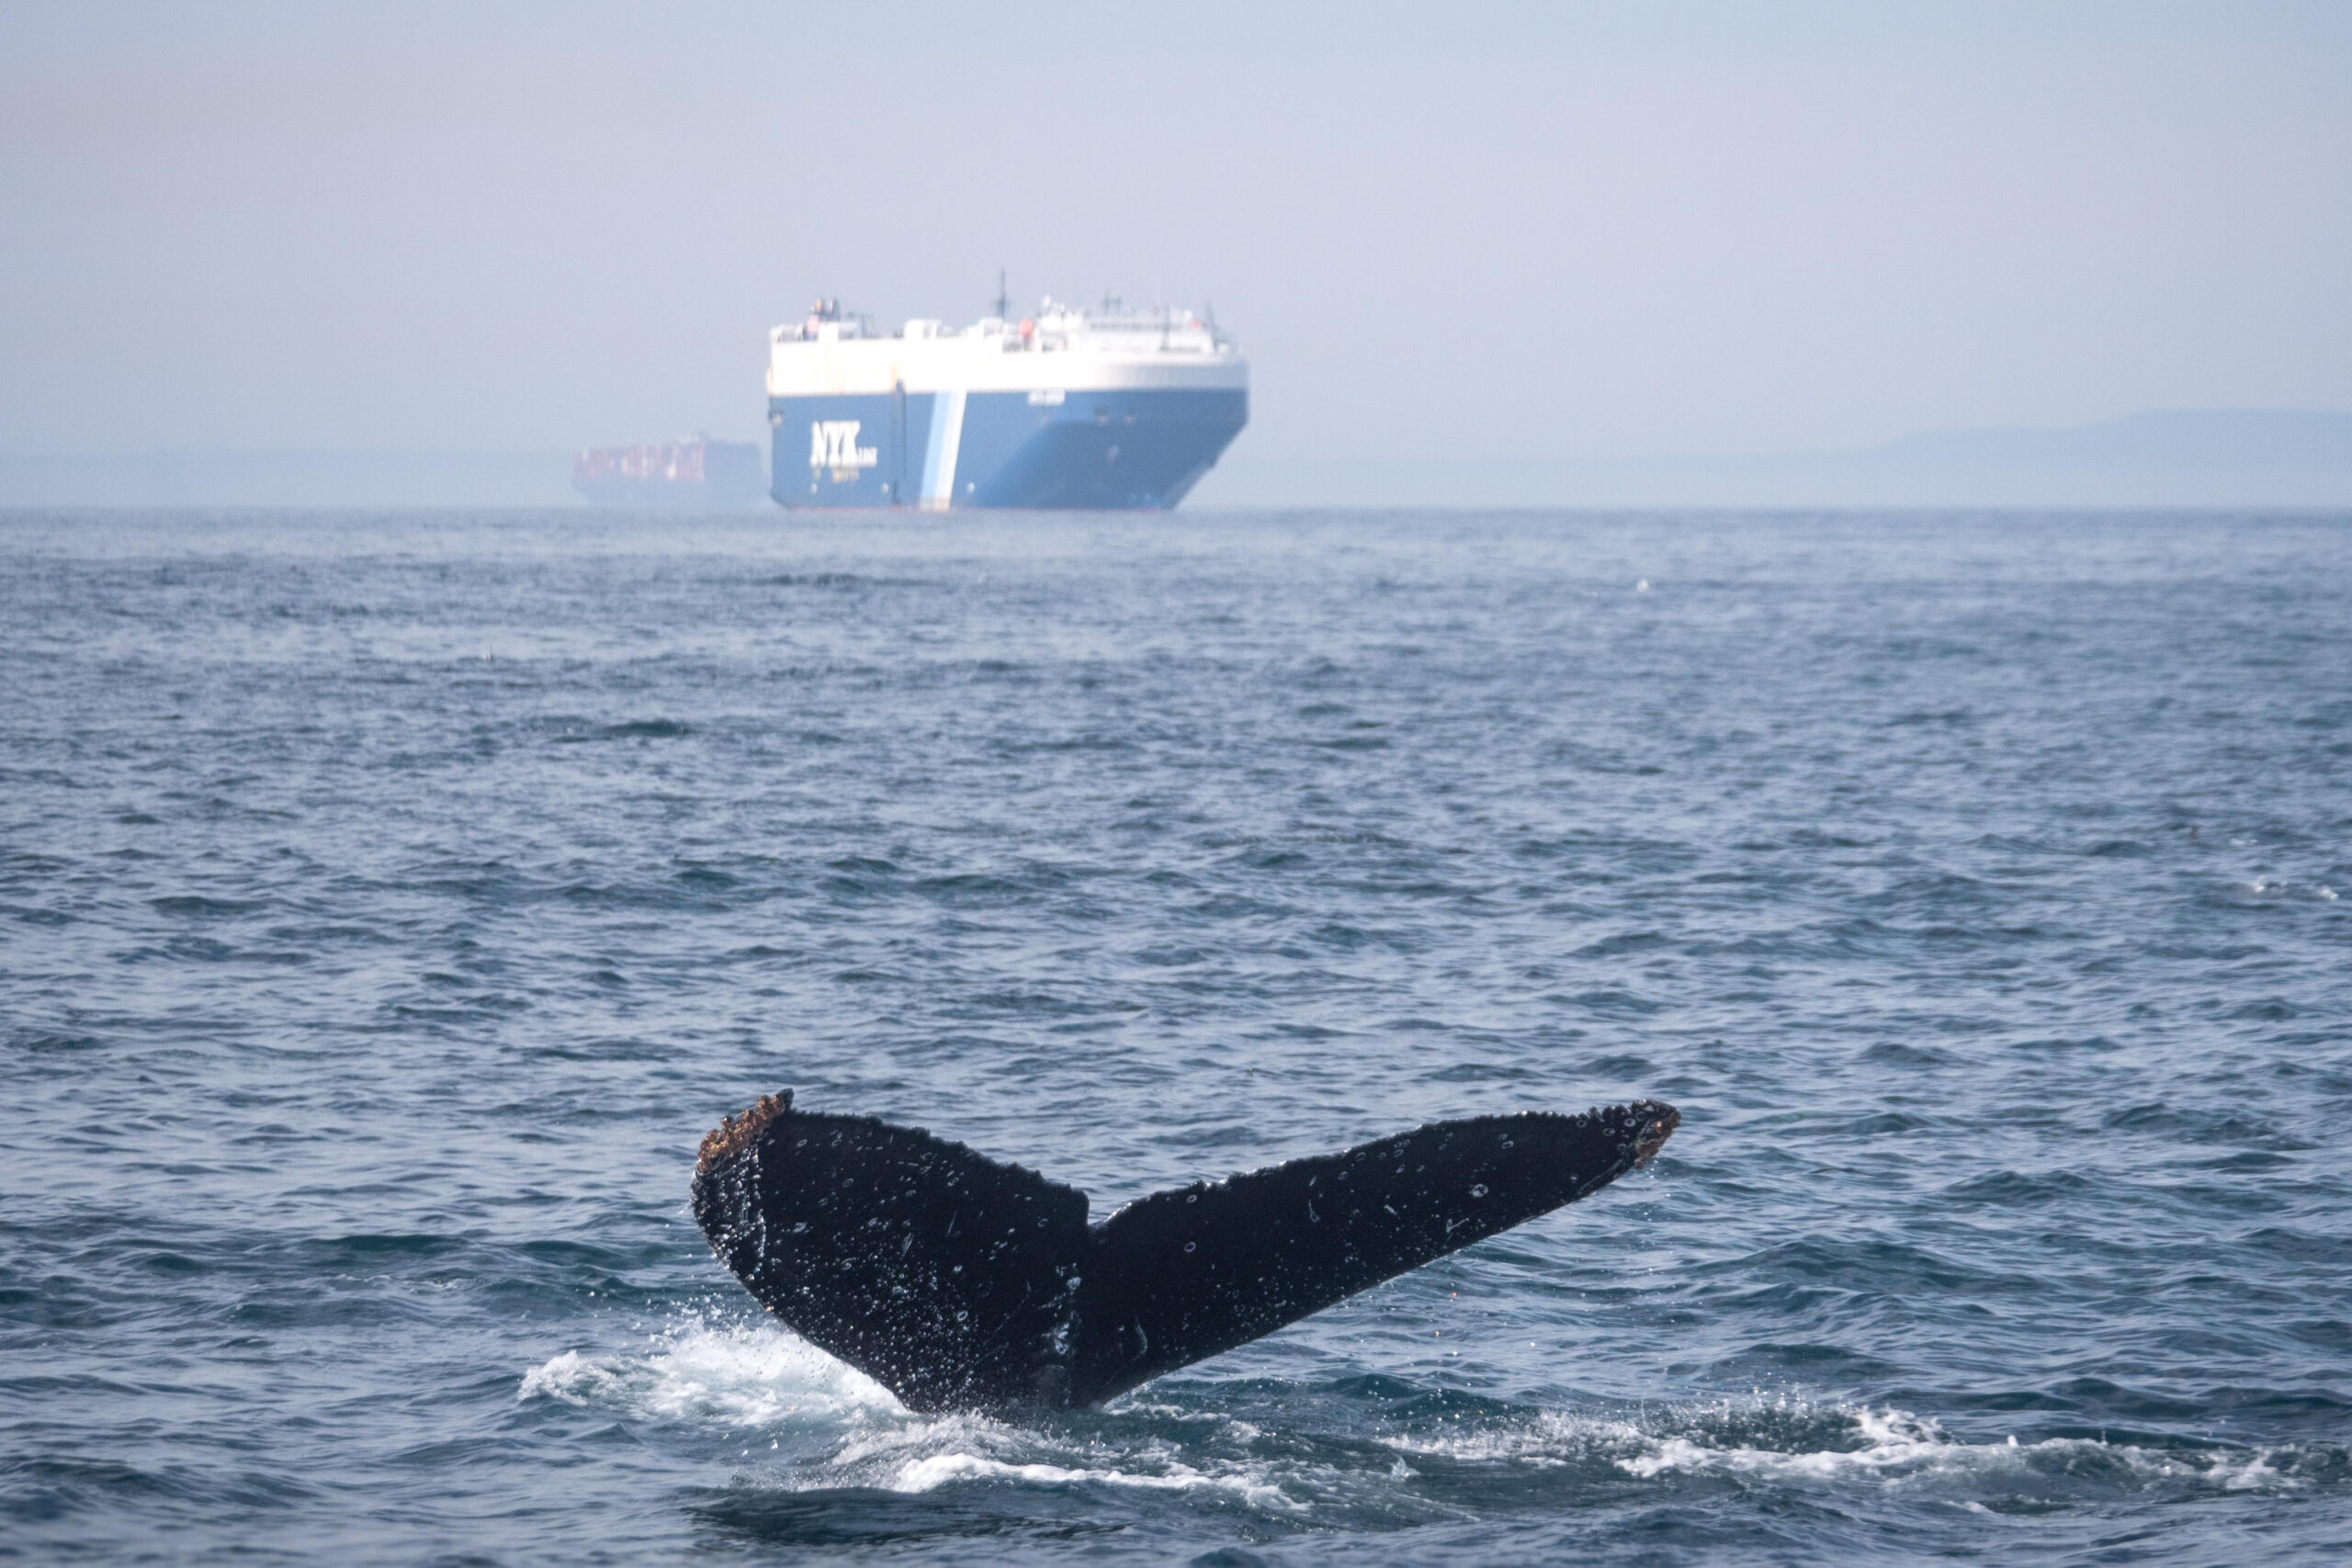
3, 506, 2347, 1566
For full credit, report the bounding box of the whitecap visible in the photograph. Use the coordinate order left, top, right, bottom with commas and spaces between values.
518, 1317, 897, 1427
1374, 1396, 2327, 1503
1605, 1403, 2322, 1497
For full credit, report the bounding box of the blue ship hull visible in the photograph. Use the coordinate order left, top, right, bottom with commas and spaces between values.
770, 388, 1247, 510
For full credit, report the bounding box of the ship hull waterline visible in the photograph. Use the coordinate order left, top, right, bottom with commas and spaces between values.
771, 387, 1247, 511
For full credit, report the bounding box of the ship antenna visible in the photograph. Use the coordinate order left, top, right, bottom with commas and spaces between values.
993, 269, 1009, 321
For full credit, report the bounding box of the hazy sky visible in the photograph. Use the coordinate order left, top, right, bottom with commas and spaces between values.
5, 1, 2348, 466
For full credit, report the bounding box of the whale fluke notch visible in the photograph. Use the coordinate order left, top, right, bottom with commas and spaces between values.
691, 1095, 1678, 1412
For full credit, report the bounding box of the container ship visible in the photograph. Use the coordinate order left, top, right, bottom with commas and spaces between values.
572, 436, 766, 506
768, 295, 1247, 510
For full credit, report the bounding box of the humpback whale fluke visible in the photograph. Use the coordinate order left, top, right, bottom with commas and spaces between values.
690, 1091, 1678, 1412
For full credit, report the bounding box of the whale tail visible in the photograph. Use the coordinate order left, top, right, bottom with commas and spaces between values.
691, 1092, 1678, 1412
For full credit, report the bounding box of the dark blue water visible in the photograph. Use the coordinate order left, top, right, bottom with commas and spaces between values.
5, 508, 2348, 1565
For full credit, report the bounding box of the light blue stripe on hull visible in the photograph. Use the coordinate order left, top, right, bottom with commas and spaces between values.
920, 389, 966, 507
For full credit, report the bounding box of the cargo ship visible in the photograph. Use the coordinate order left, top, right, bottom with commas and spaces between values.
768, 294, 1247, 510
572, 436, 765, 506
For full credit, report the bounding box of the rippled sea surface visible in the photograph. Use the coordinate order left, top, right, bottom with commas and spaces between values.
4, 507, 2349, 1565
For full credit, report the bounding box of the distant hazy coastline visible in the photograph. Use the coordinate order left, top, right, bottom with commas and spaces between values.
1202, 408, 2352, 509
6, 408, 2349, 511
